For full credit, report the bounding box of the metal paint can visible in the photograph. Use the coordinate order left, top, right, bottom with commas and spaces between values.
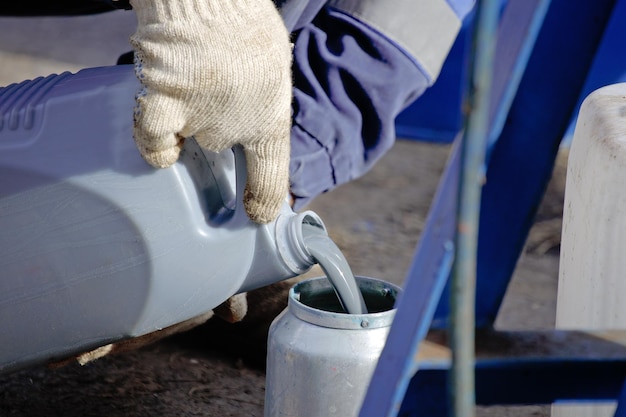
265, 276, 401, 417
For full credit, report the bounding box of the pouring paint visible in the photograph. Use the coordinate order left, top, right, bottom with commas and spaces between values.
302, 224, 368, 315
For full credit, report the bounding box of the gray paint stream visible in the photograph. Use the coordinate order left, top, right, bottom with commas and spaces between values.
302, 224, 368, 315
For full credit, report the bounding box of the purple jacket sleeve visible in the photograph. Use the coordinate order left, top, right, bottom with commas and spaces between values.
289, 7, 432, 209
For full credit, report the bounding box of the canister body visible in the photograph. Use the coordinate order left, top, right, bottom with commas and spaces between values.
0, 65, 326, 374
265, 276, 400, 417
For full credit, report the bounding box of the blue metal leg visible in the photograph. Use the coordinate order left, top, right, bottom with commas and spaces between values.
361, 0, 557, 415
429, 0, 554, 329
433, 0, 618, 329
361, 0, 621, 416
358, 141, 460, 417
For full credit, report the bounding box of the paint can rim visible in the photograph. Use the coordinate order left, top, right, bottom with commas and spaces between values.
288, 276, 401, 330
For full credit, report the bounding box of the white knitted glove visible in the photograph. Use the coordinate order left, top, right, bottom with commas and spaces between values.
129, 0, 293, 223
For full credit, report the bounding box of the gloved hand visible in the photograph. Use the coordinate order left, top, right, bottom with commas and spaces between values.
129, 0, 293, 223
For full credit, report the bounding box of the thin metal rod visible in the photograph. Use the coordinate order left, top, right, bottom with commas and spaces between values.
449, 1, 499, 416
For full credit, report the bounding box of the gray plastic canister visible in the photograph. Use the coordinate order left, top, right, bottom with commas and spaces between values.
265, 276, 401, 417
0, 65, 326, 374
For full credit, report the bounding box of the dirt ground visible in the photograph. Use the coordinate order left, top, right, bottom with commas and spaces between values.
0, 10, 568, 417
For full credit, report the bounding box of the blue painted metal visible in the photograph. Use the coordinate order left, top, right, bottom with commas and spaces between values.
485, 0, 551, 151
399, 359, 626, 415
395, 329, 626, 414
561, 0, 626, 145
360, 0, 560, 414
421, 0, 551, 328
358, 142, 459, 417
361, 0, 626, 416
432, 0, 618, 329
448, 0, 499, 415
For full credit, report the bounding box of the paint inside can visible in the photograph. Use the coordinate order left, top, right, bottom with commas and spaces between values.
289, 276, 400, 331
297, 281, 396, 314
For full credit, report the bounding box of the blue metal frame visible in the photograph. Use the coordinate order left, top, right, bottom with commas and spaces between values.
358, 142, 460, 417
562, 0, 626, 145
395, 329, 626, 414
431, 0, 618, 328
401, 359, 626, 415
361, 0, 623, 415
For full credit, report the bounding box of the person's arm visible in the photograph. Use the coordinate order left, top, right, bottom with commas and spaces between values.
289, 0, 474, 209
